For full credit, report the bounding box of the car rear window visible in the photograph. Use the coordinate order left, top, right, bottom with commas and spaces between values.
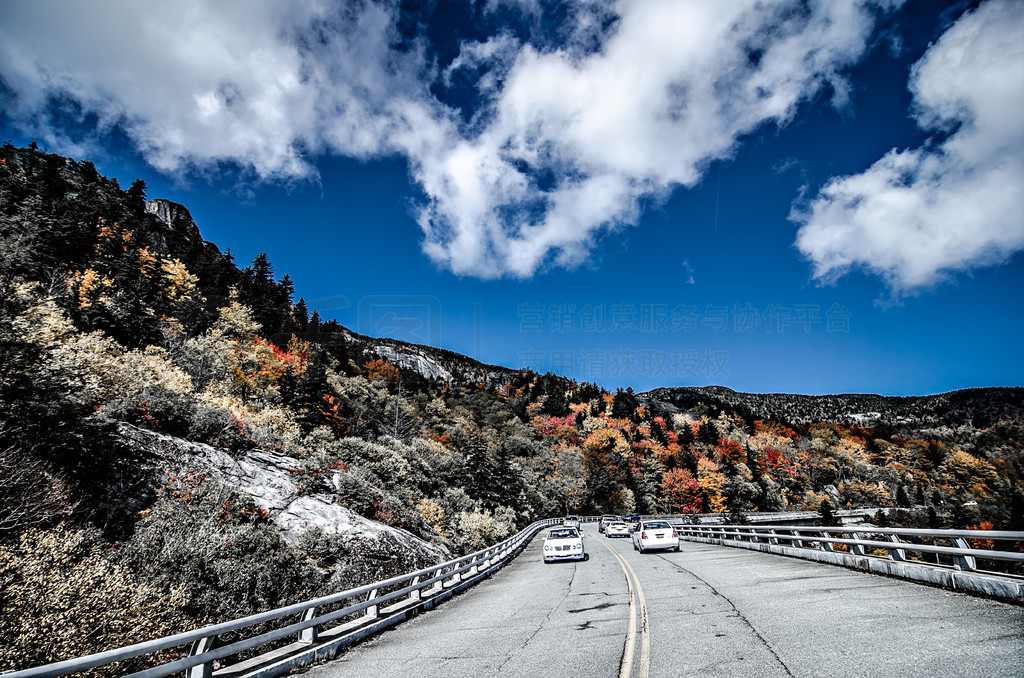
644, 521, 671, 529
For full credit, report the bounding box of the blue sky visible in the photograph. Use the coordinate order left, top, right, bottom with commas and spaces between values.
2, 0, 1022, 396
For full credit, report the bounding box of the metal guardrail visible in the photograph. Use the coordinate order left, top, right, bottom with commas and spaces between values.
9, 516, 1021, 677
6, 518, 562, 678
675, 523, 1024, 602
578, 512, 1024, 599
577, 509, 879, 524
674, 524, 1024, 570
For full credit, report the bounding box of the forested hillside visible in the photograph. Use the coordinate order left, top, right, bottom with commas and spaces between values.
1, 145, 1021, 672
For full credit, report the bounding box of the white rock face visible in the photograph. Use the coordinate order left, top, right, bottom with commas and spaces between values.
372, 345, 453, 383
146, 198, 196, 230
116, 423, 448, 561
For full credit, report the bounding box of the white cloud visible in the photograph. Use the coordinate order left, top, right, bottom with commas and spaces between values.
794, 0, 1024, 293
419, 0, 905, 276
0, 0, 333, 178
0, 0, 906, 278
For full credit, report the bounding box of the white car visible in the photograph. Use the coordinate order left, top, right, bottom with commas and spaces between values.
598, 515, 619, 533
563, 515, 581, 530
631, 520, 679, 553
605, 521, 630, 538
543, 527, 587, 563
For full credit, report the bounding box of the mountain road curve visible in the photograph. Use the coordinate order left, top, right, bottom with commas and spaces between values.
300, 523, 1024, 677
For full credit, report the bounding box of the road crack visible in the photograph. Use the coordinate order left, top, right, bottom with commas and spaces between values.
496, 562, 577, 674
568, 601, 621, 613
657, 555, 795, 677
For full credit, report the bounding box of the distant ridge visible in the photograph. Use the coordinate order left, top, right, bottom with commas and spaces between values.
644, 385, 1024, 440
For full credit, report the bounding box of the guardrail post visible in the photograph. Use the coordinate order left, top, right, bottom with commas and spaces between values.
791, 531, 804, 548
819, 532, 834, 551
886, 534, 907, 561
768, 529, 779, 546
951, 538, 977, 571
298, 607, 318, 644
186, 636, 215, 678
849, 533, 866, 555
365, 588, 380, 618
409, 576, 422, 602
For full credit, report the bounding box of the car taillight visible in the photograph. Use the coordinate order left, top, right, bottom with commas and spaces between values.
641, 531, 648, 540
672, 530, 678, 538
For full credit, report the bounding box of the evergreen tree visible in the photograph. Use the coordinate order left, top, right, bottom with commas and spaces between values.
292, 298, 309, 332
576, 382, 602, 404
611, 388, 638, 419
39, 153, 67, 201
679, 449, 697, 473
292, 350, 334, 433
948, 500, 974, 530
79, 160, 101, 184
896, 484, 911, 507
237, 253, 293, 337
542, 387, 570, 417
925, 440, 946, 468
818, 499, 840, 527
678, 423, 695, 449
726, 506, 749, 526
1008, 486, 1024, 531
747, 449, 762, 481
875, 508, 890, 528
652, 419, 668, 446
492, 440, 527, 514
464, 440, 500, 509
697, 420, 720, 446
127, 179, 147, 214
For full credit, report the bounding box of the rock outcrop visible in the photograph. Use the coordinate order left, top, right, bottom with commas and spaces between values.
116, 423, 450, 563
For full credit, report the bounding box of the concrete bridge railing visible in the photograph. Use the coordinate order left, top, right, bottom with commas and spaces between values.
676, 524, 1024, 602
578, 508, 880, 525
4, 518, 562, 678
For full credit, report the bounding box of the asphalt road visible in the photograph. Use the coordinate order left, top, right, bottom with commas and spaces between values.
300, 523, 1024, 677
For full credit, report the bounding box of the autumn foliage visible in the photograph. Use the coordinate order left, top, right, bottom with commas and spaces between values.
2, 144, 1023, 672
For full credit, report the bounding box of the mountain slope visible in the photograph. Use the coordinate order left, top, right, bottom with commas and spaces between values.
643, 385, 1024, 446
1, 144, 1021, 672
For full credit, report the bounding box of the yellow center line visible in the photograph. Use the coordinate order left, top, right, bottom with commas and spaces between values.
594, 535, 650, 678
